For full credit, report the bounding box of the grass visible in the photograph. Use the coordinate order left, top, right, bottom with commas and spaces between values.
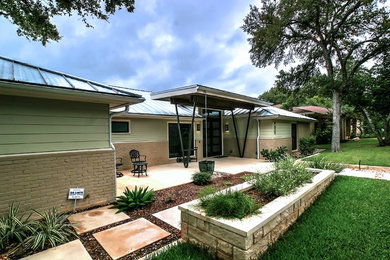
148, 242, 214, 260
259, 176, 390, 259
304, 138, 390, 167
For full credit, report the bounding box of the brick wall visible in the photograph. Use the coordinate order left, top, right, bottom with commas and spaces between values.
0, 149, 115, 216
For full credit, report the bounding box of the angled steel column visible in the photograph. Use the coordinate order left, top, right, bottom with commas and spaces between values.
231, 109, 242, 158
242, 109, 252, 158
175, 104, 186, 167
184, 101, 197, 168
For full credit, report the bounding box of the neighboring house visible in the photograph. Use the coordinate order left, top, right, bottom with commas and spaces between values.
0, 56, 143, 215
112, 87, 316, 167
292, 105, 357, 140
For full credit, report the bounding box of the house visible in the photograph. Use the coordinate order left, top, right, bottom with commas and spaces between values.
112, 86, 316, 168
292, 105, 357, 141
0, 56, 144, 215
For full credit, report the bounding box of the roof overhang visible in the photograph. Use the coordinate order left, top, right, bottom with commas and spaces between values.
151, 84, 271, 110
0, 81, 144, 109
255, 115, 317, 122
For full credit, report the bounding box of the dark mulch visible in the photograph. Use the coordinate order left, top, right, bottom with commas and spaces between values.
80, 171, 254, 260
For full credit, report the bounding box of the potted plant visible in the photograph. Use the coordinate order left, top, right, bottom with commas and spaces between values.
198, 160, 215, 173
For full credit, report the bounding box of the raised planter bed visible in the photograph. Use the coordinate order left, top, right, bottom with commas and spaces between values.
179, 169, 335, 260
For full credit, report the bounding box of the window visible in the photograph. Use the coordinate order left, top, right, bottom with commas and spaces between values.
168, 123, 194, 158
112, 121, 130, 133
273, 122, 277, 135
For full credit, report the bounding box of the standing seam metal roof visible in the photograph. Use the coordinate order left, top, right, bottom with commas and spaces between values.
0, 55, 142, 98
225, 106, 316, 121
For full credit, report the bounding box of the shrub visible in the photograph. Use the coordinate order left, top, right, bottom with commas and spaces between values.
315, 126, 332, 144
0, 203, 33, 255
198, 186, 217, 201
305, 157, 345, 173
200, 190, 259, 219
111, 186, 155, 213
299, 136, 316, 156
223, 181, 234, 186
24, 208, 77, 251
260, 146, 288, 161
192, 172, 212, 186
253, 157, 313, 198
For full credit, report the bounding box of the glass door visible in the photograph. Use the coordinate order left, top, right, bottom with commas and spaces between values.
203, 110, 222, 157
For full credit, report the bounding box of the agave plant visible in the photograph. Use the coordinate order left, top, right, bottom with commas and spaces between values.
0, 203, 33, 254
111, 186, 155, 213
24, 208, 77, 251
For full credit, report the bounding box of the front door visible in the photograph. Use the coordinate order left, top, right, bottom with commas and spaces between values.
203, 110, 222, 157
291, 123, 297, 150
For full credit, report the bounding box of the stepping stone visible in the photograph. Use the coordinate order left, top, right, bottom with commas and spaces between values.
93, 218, 170, 259
68, 205, 129, 234
153, 206, 181, 230
22, 239, 91, 260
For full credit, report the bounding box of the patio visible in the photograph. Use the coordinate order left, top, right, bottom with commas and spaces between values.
116, 157, 273, 195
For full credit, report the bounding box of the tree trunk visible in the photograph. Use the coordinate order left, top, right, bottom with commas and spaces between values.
361, 107, 385, 146
384, 113, 390, 145
331, 90, 342, 152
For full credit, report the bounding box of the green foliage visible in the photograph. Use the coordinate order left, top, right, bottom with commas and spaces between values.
192, 172, 212, 186
0, 0, 135, 45
198, 186, 218, 202
222, 181, 234, 186
200, 191, 259, 220
149, 241, 214, 260
24, 208, 77, 251
314, 125, 332, 144
299, 136, 316, 156
259, 177, 390, 259
111, 186, 155, 213
253, 157, 313, 198
305, 157, 345, 173
260, 146, 287, 162
0, 203, 33, 254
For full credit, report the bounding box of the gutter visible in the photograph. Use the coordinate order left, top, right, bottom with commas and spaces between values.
256, 119, 260, 159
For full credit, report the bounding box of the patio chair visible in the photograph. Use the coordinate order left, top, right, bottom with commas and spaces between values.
129, 150, 148, 177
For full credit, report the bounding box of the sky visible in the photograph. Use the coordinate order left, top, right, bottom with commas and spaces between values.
0, 0, 278, 97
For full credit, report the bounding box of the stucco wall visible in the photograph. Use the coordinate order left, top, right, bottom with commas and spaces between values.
0, 95, 110, 155
0, 149, 115, 215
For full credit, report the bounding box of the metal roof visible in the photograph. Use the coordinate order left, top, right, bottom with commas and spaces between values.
151, 84, 272, 110
0, 55, 142, 99
111, 87, 201, 117
226, 106, 316, 122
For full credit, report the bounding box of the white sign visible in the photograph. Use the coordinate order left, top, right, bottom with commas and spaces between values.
68, 188, 84, 200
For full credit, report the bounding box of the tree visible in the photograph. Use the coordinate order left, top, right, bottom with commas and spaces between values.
0, 0, 135, 45
243, 0, 390, 152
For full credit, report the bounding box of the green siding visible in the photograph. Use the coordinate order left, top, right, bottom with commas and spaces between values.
112, 117, 202, 143
0, 95, 110, 155
260, 120, 291, 139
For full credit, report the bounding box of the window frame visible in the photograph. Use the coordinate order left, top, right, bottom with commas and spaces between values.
111, 120, 131, 134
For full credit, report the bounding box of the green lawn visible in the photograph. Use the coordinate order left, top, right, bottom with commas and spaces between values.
260, 176, 390, 259
304, 138, 390, 167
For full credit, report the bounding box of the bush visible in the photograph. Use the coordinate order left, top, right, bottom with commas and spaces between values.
200, 190, 259, 219
305, 157, 345, 173
315, 126, 332, 144
24, 208, 77, 251
0, 203, 33, 255
260, 146, 288, 161
198, 186, 217, 201
192, 172, 212, 186
299, 136, 316, 156
253, 157, 313, 198
111, 186, 155, 213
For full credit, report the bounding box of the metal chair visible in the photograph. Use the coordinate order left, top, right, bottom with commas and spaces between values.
129, 150, 148, 177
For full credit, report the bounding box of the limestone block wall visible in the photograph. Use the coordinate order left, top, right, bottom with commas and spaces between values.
0, 149, 115, 216
180, 170, 334, 260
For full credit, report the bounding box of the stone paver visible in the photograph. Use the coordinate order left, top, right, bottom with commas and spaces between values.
22, 239, 91, 260
338, 168, 390, 181
153, 206, 181, 230
68, 205, 129, 234
93, 218, 170, 259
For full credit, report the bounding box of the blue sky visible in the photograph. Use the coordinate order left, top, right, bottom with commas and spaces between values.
0, 0, 277, 97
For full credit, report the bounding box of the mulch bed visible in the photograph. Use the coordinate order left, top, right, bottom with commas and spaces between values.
79, 171, 254, 260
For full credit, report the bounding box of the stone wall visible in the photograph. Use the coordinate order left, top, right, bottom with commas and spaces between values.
180, 170, 335, 260
0, 149, 115, 216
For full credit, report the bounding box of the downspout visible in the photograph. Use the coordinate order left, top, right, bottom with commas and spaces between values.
109, 105, 129, 197
256, 119, 260, 159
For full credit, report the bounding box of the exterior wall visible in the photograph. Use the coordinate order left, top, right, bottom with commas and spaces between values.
0, 95, 110, 155
0, 149, 115, 216
113, 116, 203, 168
223, 138, 257, 158
297, 122, 311, 141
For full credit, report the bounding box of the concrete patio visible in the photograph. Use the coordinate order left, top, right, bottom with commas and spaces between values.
116, 156, 273, 195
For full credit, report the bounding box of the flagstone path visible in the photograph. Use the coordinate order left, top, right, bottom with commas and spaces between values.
152, 206, 181, 230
